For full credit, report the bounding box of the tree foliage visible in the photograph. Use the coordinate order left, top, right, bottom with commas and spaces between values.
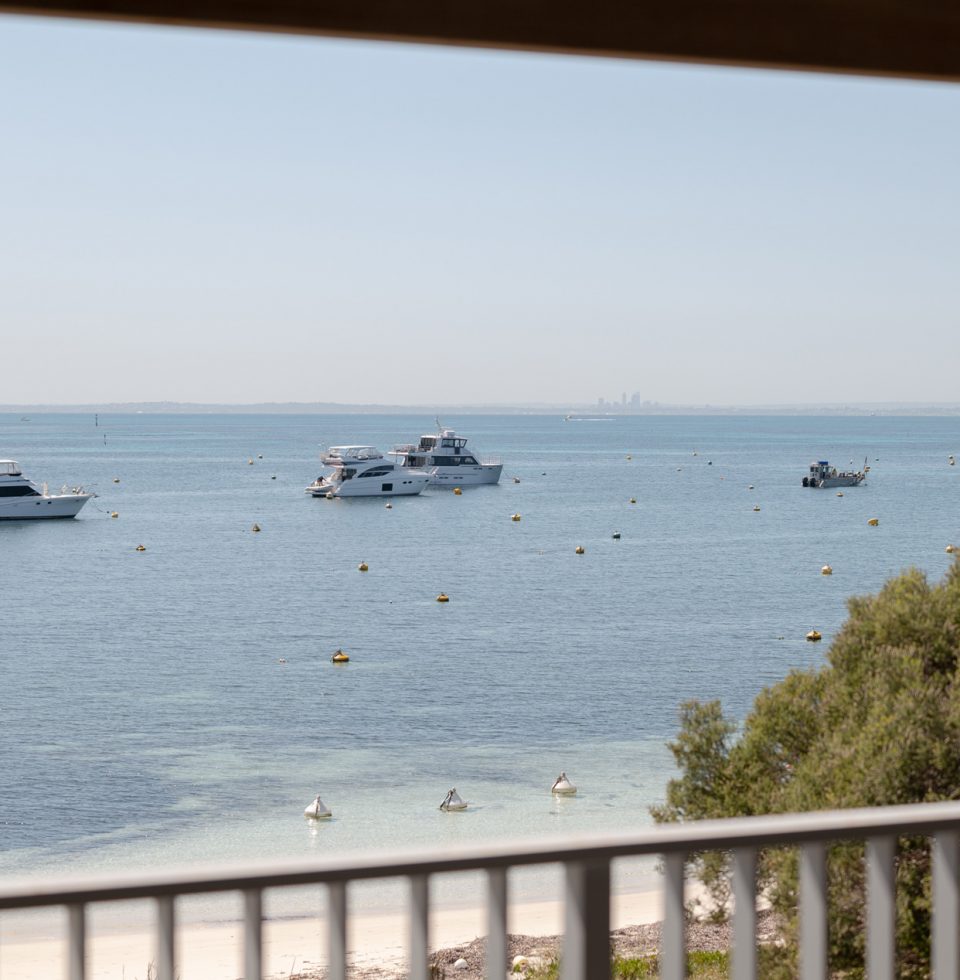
652, 559, 960, 977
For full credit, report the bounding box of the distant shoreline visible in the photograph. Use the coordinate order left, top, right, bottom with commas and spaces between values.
4, 402, 960, 417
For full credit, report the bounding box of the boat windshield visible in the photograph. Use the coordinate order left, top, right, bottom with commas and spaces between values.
0, 461, 22, 476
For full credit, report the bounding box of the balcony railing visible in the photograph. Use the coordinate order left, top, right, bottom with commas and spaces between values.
2, 800, 960, 979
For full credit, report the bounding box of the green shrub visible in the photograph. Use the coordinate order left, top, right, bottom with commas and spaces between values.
653, 560, 960, 978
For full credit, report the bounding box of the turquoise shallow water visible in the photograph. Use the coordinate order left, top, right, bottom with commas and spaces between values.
1, 413, 958, 906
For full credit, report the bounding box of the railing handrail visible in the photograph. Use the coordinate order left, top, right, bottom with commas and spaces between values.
5, 800, 960, 910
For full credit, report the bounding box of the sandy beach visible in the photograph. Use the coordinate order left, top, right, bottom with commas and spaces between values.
0, 886, 670, 980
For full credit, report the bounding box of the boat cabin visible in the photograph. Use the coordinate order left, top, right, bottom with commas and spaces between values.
418, 431, 467, 452
0, 460, 41, 497
396, 430, 480, 468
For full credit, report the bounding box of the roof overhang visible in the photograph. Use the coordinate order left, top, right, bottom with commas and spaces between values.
3, 0, 960, 82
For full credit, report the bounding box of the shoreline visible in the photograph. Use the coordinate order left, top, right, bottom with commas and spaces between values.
0, 885, 674, 980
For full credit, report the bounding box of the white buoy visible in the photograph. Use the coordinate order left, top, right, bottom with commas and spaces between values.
440, 788, 468, 811
304, 795, 332, 819
551, 772, 577, 796
453, 958, 468, 971
304, 795, 332, 818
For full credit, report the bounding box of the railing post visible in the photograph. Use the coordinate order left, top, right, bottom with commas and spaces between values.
866, 836, 896, 980
244, 888, 262, 980
932, 831, 960, 980
328, 881, 347, 980
661, 852, 686, 980
799, 841, 827, 980
409, 874, 430, 980
67, 903, 86, 980
732, 847, 757, 980
485, 867, 508, 980
156, 895, 176, 980
561, 859, 610, 980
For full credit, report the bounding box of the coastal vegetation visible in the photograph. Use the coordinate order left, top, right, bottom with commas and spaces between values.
521, 949, 749, 978
653, 557, 960, 977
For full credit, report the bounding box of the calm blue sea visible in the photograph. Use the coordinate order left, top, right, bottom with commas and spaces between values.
0, 413, 957, 912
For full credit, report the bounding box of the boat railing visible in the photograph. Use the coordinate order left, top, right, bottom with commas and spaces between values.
5, 799, 960, 979
478, 455, 502, 466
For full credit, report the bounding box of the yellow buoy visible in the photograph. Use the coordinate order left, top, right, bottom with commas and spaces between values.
331, 649, 350, 664
437, 593, 450, 603
247, 459, 254, 465
806, 630, 822, 642
511, 513, 521, 522
251, 523, 261, 532
836, 491, 844, 497
358, 561, 369, 571
110, 511, 119, 519
575, 545, 585, 554
868, 517, 879, 526
453, 487, 462, 495
821, 565, 833, 575
135, 544, 146, 552
629, 497, 637, 504
947, 545, 957, 554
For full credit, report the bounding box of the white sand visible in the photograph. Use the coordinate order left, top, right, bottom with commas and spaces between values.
0, 887, 666, 979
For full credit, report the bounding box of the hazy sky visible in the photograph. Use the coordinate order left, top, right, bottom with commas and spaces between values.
2, 17, 958, 406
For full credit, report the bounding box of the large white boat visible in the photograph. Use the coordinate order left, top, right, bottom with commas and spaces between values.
305, 446, 431, 498
389, 427, 502, 486
0, 460, 92, 520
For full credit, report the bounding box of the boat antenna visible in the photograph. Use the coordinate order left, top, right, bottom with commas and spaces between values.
435, 416, 442, 430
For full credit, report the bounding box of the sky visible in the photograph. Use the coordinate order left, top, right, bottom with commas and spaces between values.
1, 16, 958, 406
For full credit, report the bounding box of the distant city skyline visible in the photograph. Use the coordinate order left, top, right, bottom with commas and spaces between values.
2, 17, 958, 405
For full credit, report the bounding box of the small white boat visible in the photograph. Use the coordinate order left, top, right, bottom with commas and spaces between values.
0, 461, 92, 520
440, 788, 468, 811
802, 459, 866, 488
390, 424, 502, 486
304, 794, 332, 818
551, 772, 577, 796
305, 447, 431, 498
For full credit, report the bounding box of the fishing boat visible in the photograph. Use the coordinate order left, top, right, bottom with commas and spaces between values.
802, 459, 867, 488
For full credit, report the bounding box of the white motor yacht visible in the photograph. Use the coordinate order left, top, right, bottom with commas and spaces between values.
305, 446, 431, 498
389, 426, 502, 486
0, 460, 92, 520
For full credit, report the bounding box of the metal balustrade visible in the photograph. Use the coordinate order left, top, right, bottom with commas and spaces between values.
3, 801, 960, 980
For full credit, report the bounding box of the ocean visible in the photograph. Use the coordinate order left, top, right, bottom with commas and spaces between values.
1, 413, 957, 920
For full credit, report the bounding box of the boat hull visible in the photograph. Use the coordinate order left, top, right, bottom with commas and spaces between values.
816, 475, 864, 487
310, 476, 430, 498
427, 464, 503, 486
0, 494, 92, 520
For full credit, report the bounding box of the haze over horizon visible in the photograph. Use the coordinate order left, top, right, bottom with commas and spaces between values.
2, 17, 958, 406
